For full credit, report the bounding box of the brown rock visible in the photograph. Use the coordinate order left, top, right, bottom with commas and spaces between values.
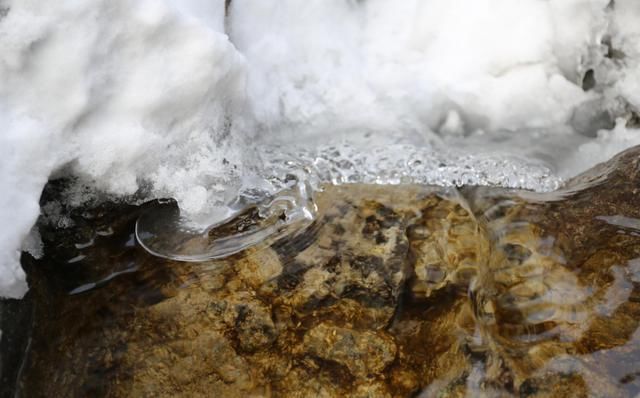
303, 322, 397, 379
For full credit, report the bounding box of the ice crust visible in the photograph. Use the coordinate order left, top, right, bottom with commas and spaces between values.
2, 0, 640, 298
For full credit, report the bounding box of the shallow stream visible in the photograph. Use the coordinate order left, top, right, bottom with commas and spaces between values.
3, 147, 640, 397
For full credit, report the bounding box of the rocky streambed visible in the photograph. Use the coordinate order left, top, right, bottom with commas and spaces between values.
3, 147, 640, 397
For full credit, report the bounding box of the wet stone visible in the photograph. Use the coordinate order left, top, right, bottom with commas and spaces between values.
6, 146, 640, 397
303, 322, 397, 379
234, 300, 278, 352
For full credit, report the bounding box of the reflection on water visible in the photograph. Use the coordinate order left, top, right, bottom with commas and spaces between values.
4, 148, 640, 397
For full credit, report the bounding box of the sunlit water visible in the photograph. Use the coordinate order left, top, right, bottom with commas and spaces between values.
134, 138, 564, 263
4, 2, 640, 395
4, 149, 640, 396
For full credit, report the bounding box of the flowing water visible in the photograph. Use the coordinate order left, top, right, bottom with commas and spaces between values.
5, 2, 640, 397
3, 147, 640, 397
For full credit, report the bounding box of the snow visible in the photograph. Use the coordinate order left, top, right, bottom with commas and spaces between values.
0, 0, 245, 297
2, 0, 640, 298
229, 0, 604, 136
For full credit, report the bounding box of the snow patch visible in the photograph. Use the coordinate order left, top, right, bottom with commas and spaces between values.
0, 0, 245, 297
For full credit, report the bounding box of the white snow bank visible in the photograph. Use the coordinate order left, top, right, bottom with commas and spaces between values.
229, 0, 606, 137
2, 0, 640, 298
0, 0, 245, 298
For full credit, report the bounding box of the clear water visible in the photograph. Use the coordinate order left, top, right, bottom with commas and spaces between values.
4, 3, 640, 394
5, 150, 640, 396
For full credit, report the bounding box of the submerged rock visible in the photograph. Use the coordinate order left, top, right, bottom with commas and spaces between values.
303, 322, 397, 379
6, 146, 640, 397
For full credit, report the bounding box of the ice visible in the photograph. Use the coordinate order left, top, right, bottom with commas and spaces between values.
3, 0, 640, 297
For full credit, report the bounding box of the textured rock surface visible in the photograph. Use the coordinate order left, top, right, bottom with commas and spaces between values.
303, 322, 397, 378
6, 146, 640, 397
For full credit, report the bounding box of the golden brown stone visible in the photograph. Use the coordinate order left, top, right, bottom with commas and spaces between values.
303, 322, 397, 379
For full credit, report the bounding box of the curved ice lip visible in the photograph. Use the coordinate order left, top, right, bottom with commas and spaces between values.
135, 181, 317, 262
136, 216, 285, 262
